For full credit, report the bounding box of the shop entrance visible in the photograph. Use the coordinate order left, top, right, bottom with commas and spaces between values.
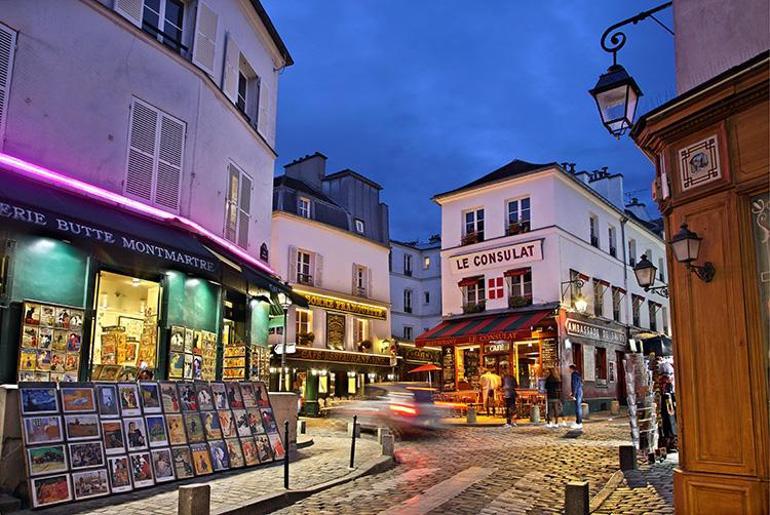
91, 271, 160, 380
514, 341, 541, 389
222, 290, 247, 381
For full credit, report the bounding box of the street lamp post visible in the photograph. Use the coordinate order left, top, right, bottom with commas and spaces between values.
277, 291, 292, 392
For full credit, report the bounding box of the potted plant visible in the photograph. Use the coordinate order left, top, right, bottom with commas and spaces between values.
358, 340, 372, 352
508, 295, 532, 308
298, 332, 315, 346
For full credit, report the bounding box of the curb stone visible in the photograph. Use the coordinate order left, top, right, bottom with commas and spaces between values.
588, 469, 625, 513
213, 455, 396, 515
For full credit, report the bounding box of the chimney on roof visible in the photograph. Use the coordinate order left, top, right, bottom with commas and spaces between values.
284, 152, 327, 190
625, 197, 651, 221
587, 167, 624, 210
428, 234, 441, 244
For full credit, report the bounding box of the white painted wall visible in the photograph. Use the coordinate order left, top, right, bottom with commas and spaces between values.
0, 0, 287, 261
390, 242, 442, 340
271, 212, 392, 351
437, 167, 670, 333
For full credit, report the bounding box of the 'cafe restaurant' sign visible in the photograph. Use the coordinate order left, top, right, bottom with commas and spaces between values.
450, 240, 543, 274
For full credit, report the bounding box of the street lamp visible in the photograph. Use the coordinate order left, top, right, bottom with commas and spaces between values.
277, 290, 292, 391
669, 223, 716, 282
561, 279, 588, 313
633, 254, 669, 297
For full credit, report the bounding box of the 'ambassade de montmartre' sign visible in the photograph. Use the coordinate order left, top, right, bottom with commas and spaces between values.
450, 239, 543, 275
566, 318, 626, 345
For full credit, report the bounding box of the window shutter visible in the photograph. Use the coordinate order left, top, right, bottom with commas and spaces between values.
237, 173, 251, 248
193, 2, 218, 76
222, 34, 239, 103
114, 0, 143, 28
288, 245, 297, 281
367, 267, 373, 297
0, 23, 16, 147
314, 252, 323, 287
125, 100, 158, 202
155, 113, 185, 211
351, 263, 357, 294
257, 81, 270, 142
224, 164, 239, 241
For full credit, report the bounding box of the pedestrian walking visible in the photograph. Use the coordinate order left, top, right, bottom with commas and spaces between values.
479, 368, 500, 416
544, 368, 562, 428
569, 364, 583, 429
502, 372, 518, 427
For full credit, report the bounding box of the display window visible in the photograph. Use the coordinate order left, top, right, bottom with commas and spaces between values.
90, 271, 160, 381
222, 291, 247, 381
249, 346, 271, 382
18, 300, 85, 382
514, 341, 542, 389
168, 325, 217, 380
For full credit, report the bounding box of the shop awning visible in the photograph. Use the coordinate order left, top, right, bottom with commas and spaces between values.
415, 309, 555, 347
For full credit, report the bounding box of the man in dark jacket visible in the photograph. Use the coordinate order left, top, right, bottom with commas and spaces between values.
569, 364, 583, 429
502, 372, 518, 427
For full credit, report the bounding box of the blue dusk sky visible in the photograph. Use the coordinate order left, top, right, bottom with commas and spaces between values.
262, 1, 676, 241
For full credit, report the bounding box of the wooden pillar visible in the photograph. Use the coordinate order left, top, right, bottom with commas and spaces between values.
633, 57, 769, 513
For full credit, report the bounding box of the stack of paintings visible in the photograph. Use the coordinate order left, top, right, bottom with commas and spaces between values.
18, 301, 83, 383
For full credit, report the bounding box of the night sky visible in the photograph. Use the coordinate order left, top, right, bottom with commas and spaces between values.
262, 1, 676, 240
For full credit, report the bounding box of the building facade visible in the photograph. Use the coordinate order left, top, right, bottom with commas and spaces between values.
631, 0, 768, 510
270, 153, 393, 413
0, 0, 294, 384
417, 159, 670, 413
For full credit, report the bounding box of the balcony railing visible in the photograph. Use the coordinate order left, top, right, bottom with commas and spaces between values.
508, 295, 532, 308
354, 286, 368, 298
142, 22, 188, 54
296, 273, 314, 286
609, 246, 617, 257
506, 222, 531, 236
461, 232, 484, 246
462, 301, 486, 314
404, 269, 413, 277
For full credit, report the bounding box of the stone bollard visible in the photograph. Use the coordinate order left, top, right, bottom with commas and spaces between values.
530, 405, 540, 424
179, 484, 210, 515
581, 402, 590, 420
381, 434, 395, 457
610, 400, 620, 416
564, 481, 589, 515
347, 421, 361, 438
466, 406, 477, 424
298, 419, 307, 434
377, 427, 391, 444
619, 444, 637, 471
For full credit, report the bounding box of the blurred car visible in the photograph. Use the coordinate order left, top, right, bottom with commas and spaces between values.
329, 382, 451, 433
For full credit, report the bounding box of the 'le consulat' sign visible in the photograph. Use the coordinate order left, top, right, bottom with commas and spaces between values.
450, 239, 543, 274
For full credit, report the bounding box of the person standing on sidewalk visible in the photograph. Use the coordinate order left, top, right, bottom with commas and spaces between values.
544, 368, 562, 428
502, 372, 518, 427
479, 368, 501, 416
569, 364, 584, 429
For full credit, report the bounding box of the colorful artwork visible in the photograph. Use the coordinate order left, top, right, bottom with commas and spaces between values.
165, 414, 187, 445
129, 452, 154, 488
246, 408, 266, 435
225, 383, 244, 409
64, 414, 101, 441
139, 382, 162, 414
66, 332, 82, 352
211, 383, 228, 409
160, 382, 181, 413
171, 446, 194, 479
183, 354, 194, 380
107, 455, 132, 493
20, 386, 59, 415
145, 415, 168, 448
36, 350, 52, 371
208, 440, 229, 471
72, 468, 110, 500
190, 443, 212, 476
50, 352, 66, 373
268, 432, 285, 460
19, 349, 37, 371
24, 303, 42, 325
169, 326, 185, 352
260, 408, 278, 434
177, 383, 198, 411
22, 327, 39, 348
239, 383, 258, 408
68, 441, 105, 470
184, 328, 194, 354
225, 439, 245, 468
123, 417, 148, 451
254, 434, 273, 463
118, 383, 142, 416
30, 473, 72, 508
232, 409, 251, 438
101, 420, 126, 455
95, 384, 119, 418
151, 448, 175, 482
240, 437, 260, 466
202, 411, 222, 440
254, 382, 270, 408
218, 410, 236, 439
60, 380, 90, 404
168, 352, 185, 379
27, 444, 68, 476
183, 412, 205, 444
39, 328, 53, 350
195, 383, 214, 411
23, 416, 63, 445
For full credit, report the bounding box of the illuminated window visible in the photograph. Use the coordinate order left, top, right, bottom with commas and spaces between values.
423, 256, 431, 269
295, 309, 313, 341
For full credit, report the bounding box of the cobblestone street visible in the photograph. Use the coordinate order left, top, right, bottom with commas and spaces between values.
279, 418, 675, 514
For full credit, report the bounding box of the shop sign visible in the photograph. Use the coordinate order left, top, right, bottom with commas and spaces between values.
449, 240, 543, 275
483, 341, 510, 354
300, 292, 387, 320
0, 199, 217, 273
401, 347, 441, 364
566, 318, 625, 345
292, 347, 392, 366
273, 342, 296, 354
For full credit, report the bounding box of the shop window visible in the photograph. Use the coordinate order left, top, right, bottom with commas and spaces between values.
92, 271, 161, 380
507, 197, 531, 235
224, 162, 252, 248
462, 208, 485, 245
593, 281, 605, 317
19, 300, 85, 382
297, 197, 311, 218
460, 277, 485, 313
221, 290, 248, 381
589, 215, 599, 248
507, 268, 532, 307
403, 289, 413, 313
514, 341, 540, 389
403, 254, 413, 276
296, 250, 312, 285
295, 309, 313, 345
403, 326, 413, 341
595, 347, 607, 381
487, 277, 504, 299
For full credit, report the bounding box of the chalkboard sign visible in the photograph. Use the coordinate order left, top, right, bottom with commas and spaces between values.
442, 347, 455, 391
463, 348, 480, 388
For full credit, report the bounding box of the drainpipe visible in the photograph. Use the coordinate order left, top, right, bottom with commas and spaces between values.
620, 216, 632, 345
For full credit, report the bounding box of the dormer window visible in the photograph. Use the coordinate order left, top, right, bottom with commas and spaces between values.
297, 197, 311, 218
354, 219, 365, 234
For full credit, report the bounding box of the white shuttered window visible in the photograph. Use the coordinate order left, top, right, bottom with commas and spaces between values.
224, 162, 252, 248
192, 2, 218, 76
125, 99, 185, 211
0, 23, 16, 148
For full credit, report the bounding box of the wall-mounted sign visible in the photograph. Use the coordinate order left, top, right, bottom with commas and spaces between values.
566, 317, 625, 345
326, 313, 346, 350
299, 292, 388, 320
450, 240, 543, 275
291, 346, 391, 367
400, 346, 441, 364
483, 342, 510, 354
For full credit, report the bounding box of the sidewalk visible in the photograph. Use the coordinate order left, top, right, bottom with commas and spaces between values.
10, 435, 384, 515
591, 454, 676, 514
442, 409, 627, 427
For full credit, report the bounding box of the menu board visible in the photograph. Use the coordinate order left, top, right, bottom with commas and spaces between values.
442, 347, 455, 391
463, 348, 480, 389
19, 301, 84, 383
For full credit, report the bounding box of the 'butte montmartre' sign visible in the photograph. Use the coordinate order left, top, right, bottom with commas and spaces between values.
450, 239, 543, 275
299, 292, 388, 320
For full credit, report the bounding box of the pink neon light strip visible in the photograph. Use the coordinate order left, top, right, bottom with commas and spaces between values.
0, 152, 276, 276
